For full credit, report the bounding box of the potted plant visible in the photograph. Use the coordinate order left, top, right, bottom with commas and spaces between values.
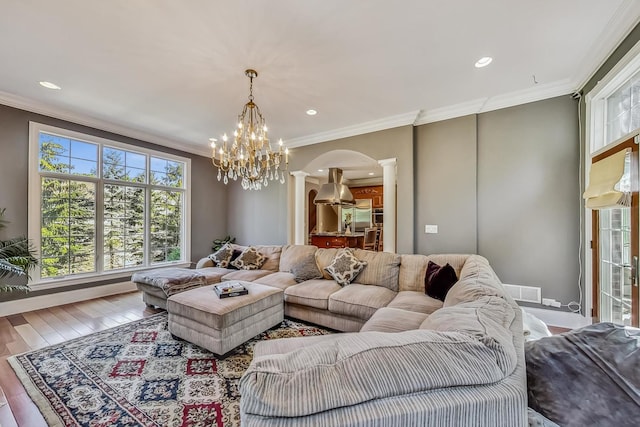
0, 208, 38, 292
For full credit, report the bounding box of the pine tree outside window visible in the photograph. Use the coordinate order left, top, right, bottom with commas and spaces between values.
28, 122, 191, 285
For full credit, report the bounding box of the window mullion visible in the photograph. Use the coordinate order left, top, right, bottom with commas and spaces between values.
96, 181, 104, 274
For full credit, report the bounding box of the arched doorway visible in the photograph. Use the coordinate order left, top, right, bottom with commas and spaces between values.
290, 150, 397, 252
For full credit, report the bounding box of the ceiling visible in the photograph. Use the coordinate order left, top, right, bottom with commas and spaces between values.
1, 0, 639, 169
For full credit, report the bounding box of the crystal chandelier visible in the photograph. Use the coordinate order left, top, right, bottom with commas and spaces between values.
210, 69, 289, 190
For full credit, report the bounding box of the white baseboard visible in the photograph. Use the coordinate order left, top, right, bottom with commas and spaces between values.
522, 306, 592, 329
0, 281, 137, 317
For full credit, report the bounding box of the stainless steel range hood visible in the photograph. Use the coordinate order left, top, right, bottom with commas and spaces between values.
314, 168, 355, 205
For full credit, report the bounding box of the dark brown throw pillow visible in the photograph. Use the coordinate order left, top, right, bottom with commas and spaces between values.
226, 250, 243, 270
425, 261, 457, 301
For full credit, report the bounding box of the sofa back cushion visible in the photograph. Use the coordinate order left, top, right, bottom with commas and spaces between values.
398, 254, 429, 292
279, 245, 318, 272
351, 249, 401, 291
230, 244, 282, 272
420, 295, 517, 375
315, 248, 339, 280
426, 254, 469, 276
398, 254, 470, 292
444, 255, 508, 307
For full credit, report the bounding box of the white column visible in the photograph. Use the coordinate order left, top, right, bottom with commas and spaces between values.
291, 171, 310, 245
378, 158, 397, 253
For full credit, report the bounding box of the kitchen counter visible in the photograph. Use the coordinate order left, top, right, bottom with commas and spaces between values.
311, 232, 365, 237
310, 233, 365, 249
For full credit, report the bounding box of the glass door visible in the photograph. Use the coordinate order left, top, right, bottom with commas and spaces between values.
598, 208, 633, 325
592, 138, 639, 327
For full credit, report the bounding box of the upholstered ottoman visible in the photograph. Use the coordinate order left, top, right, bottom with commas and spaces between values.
167, 281, 284, 355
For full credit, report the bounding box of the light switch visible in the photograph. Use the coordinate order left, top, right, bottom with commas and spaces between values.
425, 224, 438, 234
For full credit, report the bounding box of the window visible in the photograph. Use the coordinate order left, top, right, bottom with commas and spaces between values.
604, 69, 640, 146
588, 42, 640, 154
29, 122, 190, 285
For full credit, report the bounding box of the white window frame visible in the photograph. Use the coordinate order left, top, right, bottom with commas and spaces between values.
584, 39, 640, 317
28, 122, 191, 289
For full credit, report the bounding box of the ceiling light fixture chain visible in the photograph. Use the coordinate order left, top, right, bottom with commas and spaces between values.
210, 68, 289, 190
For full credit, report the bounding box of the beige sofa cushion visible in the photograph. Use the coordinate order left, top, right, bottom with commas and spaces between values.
426, 254, 469, 277
352, 249, 401, 291
315, 248, 339, 280
253, 245, 282, 271
360, 307, 428, 332
398, 254, 471, 292
328, 283, 396, 320
387, 291, 443, 314
398, 254, 429, 292
279, 245, 318, 272
198, 267, 234, 284
284, 279, 341, 310
253, 272, 297, 290
444, 255, 507, 307
221, 269, 273, 282
240, 329, 512, 418
420, 296, 517, 375
229, 244, 281, 272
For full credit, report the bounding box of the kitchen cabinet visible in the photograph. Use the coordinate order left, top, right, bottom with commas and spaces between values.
311, 234, 364, 249
350, 185, 383, 208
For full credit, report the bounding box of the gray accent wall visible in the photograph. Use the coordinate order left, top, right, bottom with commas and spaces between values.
227, 179, 290, 246
477, 97, 580, 304
414, 115, 477, 254
413, 96, 580, 305
0, 104, 227, 300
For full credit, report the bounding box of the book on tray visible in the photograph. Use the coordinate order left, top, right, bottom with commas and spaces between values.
214, 282, 248, 298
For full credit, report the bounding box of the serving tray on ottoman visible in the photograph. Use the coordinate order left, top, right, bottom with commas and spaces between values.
167, 281, 284, 355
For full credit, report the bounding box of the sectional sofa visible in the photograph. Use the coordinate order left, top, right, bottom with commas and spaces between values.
133, 244, 526, 426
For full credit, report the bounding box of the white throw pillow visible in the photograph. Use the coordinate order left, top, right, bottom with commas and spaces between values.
324, 248, 367, 286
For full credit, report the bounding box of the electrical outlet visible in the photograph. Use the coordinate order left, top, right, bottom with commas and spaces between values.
542, 298, 554, 306
425, 225, 438, 234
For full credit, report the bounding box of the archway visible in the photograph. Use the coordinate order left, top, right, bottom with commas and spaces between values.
290, 149, 397, 252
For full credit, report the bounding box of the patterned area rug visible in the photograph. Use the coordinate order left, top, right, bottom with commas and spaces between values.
9, 313, 331, 427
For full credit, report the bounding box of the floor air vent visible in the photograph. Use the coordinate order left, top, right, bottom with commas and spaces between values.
503, 284, 541, 304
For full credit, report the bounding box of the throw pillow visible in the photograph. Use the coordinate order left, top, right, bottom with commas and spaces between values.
208, 243, 234, 268
226, 249, 244, 270
290, 255, 323, 283
230, 246, 267, 270
324, 248, 367, 286
424, 261, 457, 301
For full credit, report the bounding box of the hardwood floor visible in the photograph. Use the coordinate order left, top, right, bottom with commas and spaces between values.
0, 291, 161, 427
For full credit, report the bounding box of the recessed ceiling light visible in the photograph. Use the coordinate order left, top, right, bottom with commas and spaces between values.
368, 172, 375, 176
39, 81, 61, 90
474, 57, 493, 68
306, 109, 317, 116
318, 169, 324, 172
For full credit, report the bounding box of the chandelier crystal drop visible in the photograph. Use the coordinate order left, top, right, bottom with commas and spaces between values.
210, 69, 289, 191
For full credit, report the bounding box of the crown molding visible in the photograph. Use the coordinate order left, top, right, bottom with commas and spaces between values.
480, 78, 575, 114
414, 98, 486, 126
286, 110, 420, 148
0, 90, 211, 157
573, 0, 640, 91
414, 79, 575, 126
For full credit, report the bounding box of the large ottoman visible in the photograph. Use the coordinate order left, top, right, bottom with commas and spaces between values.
167, 281, 284, 355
